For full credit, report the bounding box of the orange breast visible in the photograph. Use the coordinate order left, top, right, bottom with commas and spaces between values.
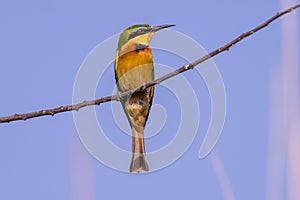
115, 47, 154, 92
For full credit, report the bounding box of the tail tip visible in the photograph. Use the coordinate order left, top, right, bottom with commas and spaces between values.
130, 154, 149, 173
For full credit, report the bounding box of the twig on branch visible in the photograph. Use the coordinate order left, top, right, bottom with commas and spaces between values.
0, 96, 118, 123
1, 4, 299, 123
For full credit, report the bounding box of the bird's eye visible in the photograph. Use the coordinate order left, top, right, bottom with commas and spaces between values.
137, 29, 145, 34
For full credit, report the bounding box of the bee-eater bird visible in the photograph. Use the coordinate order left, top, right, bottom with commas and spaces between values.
114, 24, 175, 172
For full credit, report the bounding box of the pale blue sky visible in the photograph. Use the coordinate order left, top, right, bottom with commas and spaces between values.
1, 1, 299, 199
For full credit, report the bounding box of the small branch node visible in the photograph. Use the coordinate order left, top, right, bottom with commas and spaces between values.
190, 64, 195, 69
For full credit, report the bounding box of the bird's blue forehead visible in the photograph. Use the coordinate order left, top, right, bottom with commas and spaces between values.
133, 26, 148, 31
126, 24, 151, 32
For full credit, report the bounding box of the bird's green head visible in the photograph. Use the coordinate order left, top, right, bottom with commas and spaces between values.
117, 24, 175, 52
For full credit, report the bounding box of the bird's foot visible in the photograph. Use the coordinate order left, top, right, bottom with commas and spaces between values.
140, 83, 148, 94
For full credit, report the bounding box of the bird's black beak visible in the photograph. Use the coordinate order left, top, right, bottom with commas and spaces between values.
151, 24, 176, 32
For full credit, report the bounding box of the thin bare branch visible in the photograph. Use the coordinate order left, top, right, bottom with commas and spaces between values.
1, 4, 299, 123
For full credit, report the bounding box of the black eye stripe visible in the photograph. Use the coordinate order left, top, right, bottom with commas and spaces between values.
128, 28, 149, 40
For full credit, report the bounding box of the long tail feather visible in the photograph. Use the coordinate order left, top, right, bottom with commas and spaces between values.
130, 127, 149, 172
